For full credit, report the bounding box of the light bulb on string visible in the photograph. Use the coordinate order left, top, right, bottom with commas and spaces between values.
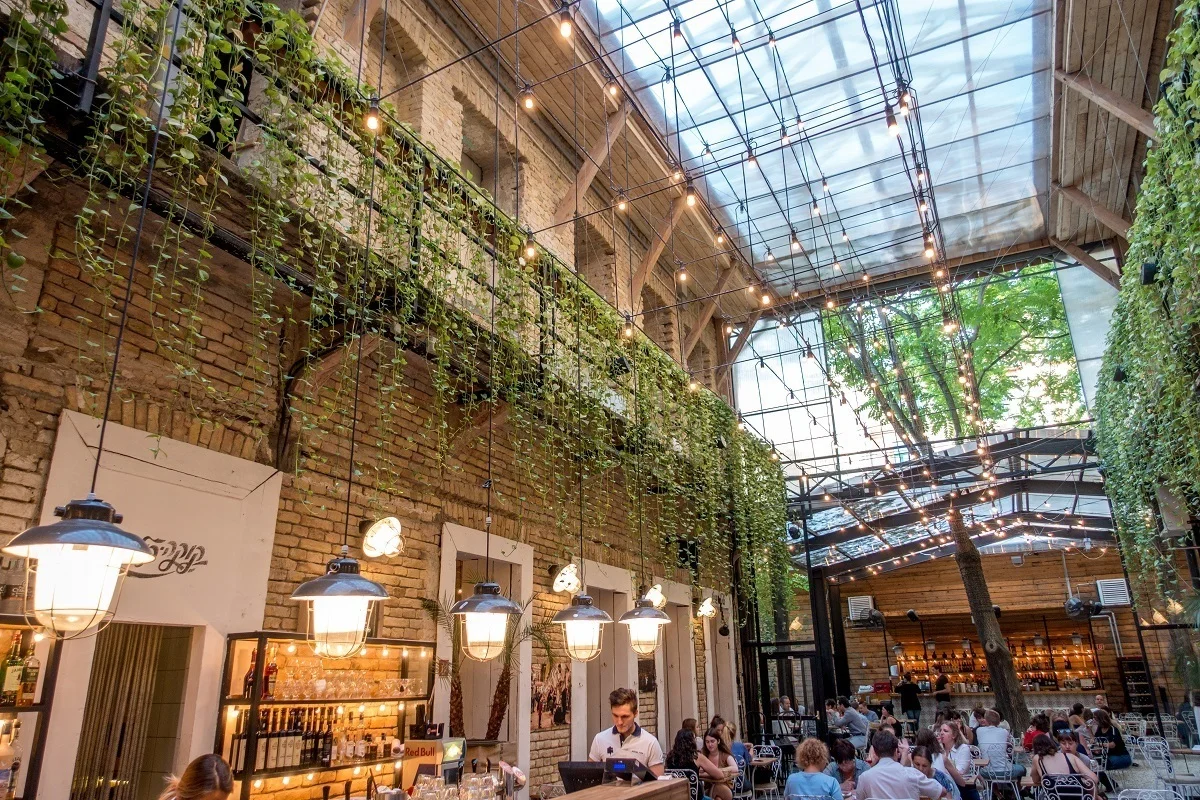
823, 179, 830, 194
672, 18, 683, 40
811, 199, 820, 216
676, 264, 688, 283
524, 236, 537, 260
918, 193, 929, 214
715, 228, 725, 244
746, 148, 756, 166
780, 126, 790, 145
761, 292, 771, 307
685, 179, 696, 206
616, 192, 628, 212
605, 77, 620, 98
796, 115, 804, 131
791, 234, 801, 252
364, 99, 381, 133
885, 104, 899, 136
558, 4, 574, 37
841, 230, 849, 242
768, 32, 777, 47
731, 28, 740, 50
765, 249, 774, 262
520, 87, 536, 110
623, 315, 635, 338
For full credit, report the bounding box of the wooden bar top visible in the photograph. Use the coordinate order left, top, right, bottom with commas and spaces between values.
566, 776, 690, 800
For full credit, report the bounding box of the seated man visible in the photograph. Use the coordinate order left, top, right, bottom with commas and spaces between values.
975, 709, 1026, 781
827, 697, 870, 749
856, 731, 947, 799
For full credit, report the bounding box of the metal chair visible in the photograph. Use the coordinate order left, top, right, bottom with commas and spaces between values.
665, 769, 703, 800
979, 739, 1022, 800
754, 745, 783, 800
1115, 791, 1174, 800
733, 756, 754, 800
1087, 737, 1109, 773
1039, 774, 1096, 800
1141, 737, 1200, 798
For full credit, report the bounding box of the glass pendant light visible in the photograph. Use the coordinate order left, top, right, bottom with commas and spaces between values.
451, 579, 522, 661
292, 546, 387, 658
361, 516, 403, 558
620, 589, 670, 656
4, 496, 153, 636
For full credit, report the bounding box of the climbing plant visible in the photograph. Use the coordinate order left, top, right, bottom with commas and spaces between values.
1095, 0, 1200, 612
0, 0, 791, 604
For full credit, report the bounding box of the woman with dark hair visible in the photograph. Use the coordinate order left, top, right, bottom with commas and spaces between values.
1093, 710, 1131, 770
158, 754, 232, 800
1023, 713, 1051, 750
822, 737, 869, 792
700, 727, 738, 800
667, 729, 731, 800
1030, 733, 1097, 794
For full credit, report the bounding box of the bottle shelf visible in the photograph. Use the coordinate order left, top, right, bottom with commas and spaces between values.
222, 696, 425, 708
237, 753, 401, 780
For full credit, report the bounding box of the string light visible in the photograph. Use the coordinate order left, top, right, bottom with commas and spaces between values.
715, 227, 725, 244
765, 249, 774, 261
791, 234, 801, 251
811, 199, 820, 216
885, 104, 899, 136
364, 99, 381, 133
746, 147, 756, 165
676, 264, 688, 282
606, 77, 620, 97
731, 28, 741, 50
558, 4, 574, 37
673, 18, 683, 40
780, 126, 790, 145
520, 87, 535, 110
685, 179, 696, 206
524, 236, 537, 260
623, 315, 635, 338
616, 192, 628, 212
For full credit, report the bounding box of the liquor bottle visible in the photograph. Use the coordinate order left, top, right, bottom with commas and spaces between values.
0, 732, 13, 798
230, 711, 245, 773
320, 711, 333, 768
8, 722, 22, 800
255, 711, 268, 771
291, 710, 302, 767
284, 710, 296, 767
242, 649, 258, 699
299, 709, 310, 767
263, 647, 278, 700
16, 647, 38, 707
0, 637, 21, 706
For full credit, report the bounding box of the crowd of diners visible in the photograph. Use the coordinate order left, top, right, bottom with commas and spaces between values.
661, 689, 1138, 800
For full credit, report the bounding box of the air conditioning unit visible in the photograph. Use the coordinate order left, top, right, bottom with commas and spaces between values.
1156, 486, 1191, 538
847, 595, 875, 621
1096, 578, 1131, 607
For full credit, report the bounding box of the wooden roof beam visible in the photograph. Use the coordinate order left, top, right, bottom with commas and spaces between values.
631, 194, 687, 299
1054, 183, 1132, 239
552, 101, 632, 227
681, 265, 734, 360
716, 310, 763, 392
343, 0, 382, 39
1055, 70, 1156, 139
1051, 238, 1121, 290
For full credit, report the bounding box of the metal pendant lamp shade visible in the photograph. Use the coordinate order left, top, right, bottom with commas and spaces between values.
553, 593, 612, 662
291, 546, 388, 659
450, 581, 522, 661
618, 596, 670, 656
2, 495, 153, 637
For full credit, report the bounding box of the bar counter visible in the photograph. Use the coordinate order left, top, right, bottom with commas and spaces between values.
567, 776, 690, 800
891, 690, 1101, 720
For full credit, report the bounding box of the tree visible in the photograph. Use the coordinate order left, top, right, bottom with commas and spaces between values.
823, 266, 1084, 440
819, 267, 1081, 730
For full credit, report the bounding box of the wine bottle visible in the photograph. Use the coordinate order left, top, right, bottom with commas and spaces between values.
0, 637, 21, 706
255, 711, 268, 771
16, 647, 37, 707
242, 649, 258, 699
231, 711, 245, 773
263, 647, 278, 700
321, 711, 333, 768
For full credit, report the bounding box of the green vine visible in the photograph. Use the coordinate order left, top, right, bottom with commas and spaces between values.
2, 0, 792, 607
1096, 0, 1200, 612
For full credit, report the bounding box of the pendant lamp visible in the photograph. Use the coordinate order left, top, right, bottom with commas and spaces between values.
292, 546, 387, 658
620, 589, 670, 656
4, 496, 153, 635
451, 577, 522, 661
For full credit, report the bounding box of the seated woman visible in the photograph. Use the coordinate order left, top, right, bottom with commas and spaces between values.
784, 738, 842, 800
1069, 715, 1094, 749
667, 728, 732, 800
700, 727, 740, 800
1092, 710, 1132, 771
1023, 713, 1051, 750
1030, 733, 1098, 798
911, 745, 961, 800
822, 738, 870, 793
934, 721, 979, 800
879, 704, 903, 736
1057, 730, 1111, 795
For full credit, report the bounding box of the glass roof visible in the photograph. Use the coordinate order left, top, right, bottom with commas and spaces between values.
583, 0, 1051, 293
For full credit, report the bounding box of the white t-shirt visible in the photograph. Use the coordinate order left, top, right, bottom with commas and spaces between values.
933, 743, 974, 782
588, 725, 665, 768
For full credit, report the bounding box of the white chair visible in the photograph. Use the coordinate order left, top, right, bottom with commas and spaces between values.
1040, 774, 1096, 800
978, 739, 1022, 800
664, 769, 702, 800
754, 745, 782, 800
1141, 737, 1200, 798
732, 756, 754, 800
1116, 791, 1175, 800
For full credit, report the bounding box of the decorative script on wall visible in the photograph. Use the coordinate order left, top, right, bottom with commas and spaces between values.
128, 537, 209, 579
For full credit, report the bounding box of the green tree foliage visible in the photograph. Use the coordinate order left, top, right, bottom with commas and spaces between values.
822, 267, 1084, 442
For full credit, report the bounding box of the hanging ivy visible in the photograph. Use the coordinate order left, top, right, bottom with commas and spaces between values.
1095, 0, 1200, 610
1, 0, 792, 603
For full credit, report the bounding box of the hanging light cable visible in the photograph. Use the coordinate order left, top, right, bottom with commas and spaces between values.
449, 0, 523, 661
552, 281, 612, 662
291, 8, 393, 658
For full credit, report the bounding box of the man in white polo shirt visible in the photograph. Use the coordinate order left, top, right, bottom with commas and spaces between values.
588, 687, 665, 776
